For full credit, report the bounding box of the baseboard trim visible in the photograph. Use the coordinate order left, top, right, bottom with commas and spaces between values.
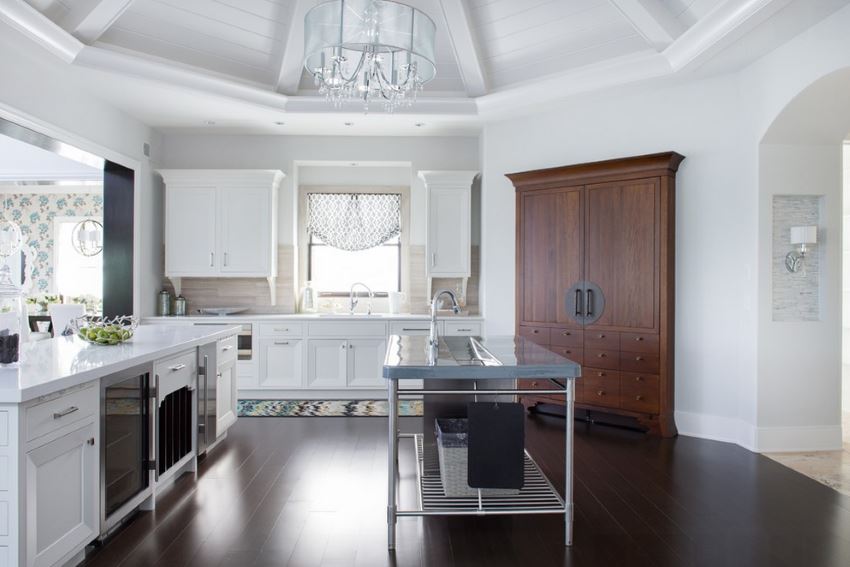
754, 424, 843, 453
675, 410, 756, 451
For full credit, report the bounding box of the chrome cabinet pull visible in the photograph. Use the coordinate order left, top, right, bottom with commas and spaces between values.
274, 341, 290, 345
586, 289, 594, 316
224, 252, 228, 267
87, 437, 95, 446
402, 328, 428, 332
210, 252, 214, 267
274, 328, 289, 332
53, 406, 79, 419
456, 328, 472, 332
431, 253, 436, 267
221, 345, 233, 351
169, 363, 186, 372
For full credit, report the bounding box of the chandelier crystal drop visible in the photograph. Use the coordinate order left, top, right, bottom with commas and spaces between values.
304, 0, 437, 112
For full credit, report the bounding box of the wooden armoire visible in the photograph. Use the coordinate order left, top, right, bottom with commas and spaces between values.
508, 152, 684, 437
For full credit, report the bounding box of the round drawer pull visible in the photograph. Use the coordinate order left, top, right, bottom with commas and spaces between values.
636, 356, 644, 361
635, 337, 644, 342
596, 372, 605, 377
635, 395, 643, 401
597, 353, 606, 358
597, 390, 605, 396
531, 381, 538, 387
533, 329, 539, 334
597, 334, 605, 339
562, 331, 571, 336
635, 376, 643, 382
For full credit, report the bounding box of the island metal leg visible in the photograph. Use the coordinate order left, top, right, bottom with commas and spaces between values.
565, 378, 575, 546
387, 378, 398, 551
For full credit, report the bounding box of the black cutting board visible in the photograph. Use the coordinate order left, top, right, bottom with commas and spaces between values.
467, 402, 525, 489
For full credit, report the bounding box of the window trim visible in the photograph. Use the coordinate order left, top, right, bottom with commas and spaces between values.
298, 185, 410, 302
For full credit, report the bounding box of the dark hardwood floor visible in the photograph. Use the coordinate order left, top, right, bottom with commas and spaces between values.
81, 415, 850, 567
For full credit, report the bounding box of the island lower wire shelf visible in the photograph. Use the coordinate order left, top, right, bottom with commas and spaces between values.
395, 434, 565, 517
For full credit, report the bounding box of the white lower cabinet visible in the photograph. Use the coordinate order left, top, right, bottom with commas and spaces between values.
346, 338, 387, 388
216, 358, 238, 434
25, 420, 98, 567
306, 339, 348, 388
258, 339, 303, 388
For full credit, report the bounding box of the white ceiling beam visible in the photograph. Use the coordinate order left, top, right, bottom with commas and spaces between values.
438, 0, 488, 97
0, 0, 84, 62
59, 0, 135, 44
276, 0, 314, 95
608, 0, 685, 50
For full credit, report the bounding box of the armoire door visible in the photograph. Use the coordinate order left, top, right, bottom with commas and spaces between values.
584, 178, 659, 332
517, 187, 584, 326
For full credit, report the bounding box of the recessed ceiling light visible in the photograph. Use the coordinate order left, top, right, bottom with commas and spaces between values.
203, 120, 216, 126
344, 122, 354, 127
274, 121, 285, 126
415, 122, 426, 127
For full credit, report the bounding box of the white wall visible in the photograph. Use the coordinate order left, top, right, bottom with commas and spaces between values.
156, 134, 480, 248
481, 74, 756, 445
0, 22, 160, 316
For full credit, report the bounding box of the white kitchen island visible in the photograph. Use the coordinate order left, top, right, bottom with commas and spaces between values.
0, 324, 240, 567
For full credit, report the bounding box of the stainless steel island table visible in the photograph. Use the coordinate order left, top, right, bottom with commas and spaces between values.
383, 334, 582, 550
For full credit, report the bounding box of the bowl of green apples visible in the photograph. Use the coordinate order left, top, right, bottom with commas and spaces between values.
71, 315, 138, 346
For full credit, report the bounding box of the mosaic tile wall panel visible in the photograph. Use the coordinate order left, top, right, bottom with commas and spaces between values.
772, 195, 821, 321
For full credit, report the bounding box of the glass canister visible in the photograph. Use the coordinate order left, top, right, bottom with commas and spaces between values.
173, 295, 187, 316
0, 266, 24, 366
158, 289, 171, 316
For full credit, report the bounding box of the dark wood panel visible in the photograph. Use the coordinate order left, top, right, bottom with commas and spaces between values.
585, 178, 658, 332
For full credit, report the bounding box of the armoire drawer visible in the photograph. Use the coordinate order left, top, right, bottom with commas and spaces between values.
620, 352, 660, 374
620, 332, 660, 353
519, 325, 549, 345
550, 328, 583, 347
585, 348, 618, 370
584, 331, 620, 350
620, 372, 660, 413
582, 369, 620, 408
548, 346, 583, 365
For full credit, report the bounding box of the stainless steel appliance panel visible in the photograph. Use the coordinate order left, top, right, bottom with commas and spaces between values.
197, 342, 217, 455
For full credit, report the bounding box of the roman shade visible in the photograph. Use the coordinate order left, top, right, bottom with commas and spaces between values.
307, 193, 401, 251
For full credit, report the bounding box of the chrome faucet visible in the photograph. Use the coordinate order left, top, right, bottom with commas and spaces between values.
429, 288, 461, 347
349, 282, 374, 315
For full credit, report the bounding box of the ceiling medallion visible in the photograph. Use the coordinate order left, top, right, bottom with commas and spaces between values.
304, 0, 437, 113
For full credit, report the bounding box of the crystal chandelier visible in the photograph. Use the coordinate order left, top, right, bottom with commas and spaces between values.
304, 0, 437, 112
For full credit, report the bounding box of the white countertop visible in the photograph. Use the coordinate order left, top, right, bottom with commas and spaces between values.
143, 313, 484, 322
0, 324, 241, 404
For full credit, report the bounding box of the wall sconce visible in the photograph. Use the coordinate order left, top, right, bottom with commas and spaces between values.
785, 225, 817, 273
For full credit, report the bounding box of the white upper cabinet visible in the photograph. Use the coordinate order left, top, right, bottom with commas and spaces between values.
419, 171, 477, 278
160, 170, 283, 279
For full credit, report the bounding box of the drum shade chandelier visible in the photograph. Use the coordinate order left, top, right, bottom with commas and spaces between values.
304, 0, 437, 112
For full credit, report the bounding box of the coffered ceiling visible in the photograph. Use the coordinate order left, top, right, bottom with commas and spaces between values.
3, 0, 848, 134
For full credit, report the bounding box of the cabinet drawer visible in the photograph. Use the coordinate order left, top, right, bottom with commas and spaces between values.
582, 369, 620, 408
620, 332, 660, 353
585, 348, 618, 370
550, 327, 583, 347
218, 335, 238, 365
443, 321, 481, 336
620, 352, 660, 374
519, 325, 549, 345
389, 321, 432, 335
154, 350, 197, 399
259, 322, 303, 337
584, 331, 620, 350
308, 321, 386, 337
25, 385, 97, 443
547, 345, 583, 365
620, 372, 660, 414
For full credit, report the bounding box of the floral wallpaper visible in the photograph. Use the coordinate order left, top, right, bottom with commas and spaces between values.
1, 192, 103, 293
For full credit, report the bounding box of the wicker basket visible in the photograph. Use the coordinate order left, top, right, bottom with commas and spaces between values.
435, 418, 521, 498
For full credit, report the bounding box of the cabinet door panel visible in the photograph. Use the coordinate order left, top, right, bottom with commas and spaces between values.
216, 359, 237, 434
585, 179, 658, 331
219, 187, 271, 274
26, 421, 98, 567
518, 188, 583, 325
306, 340, 347, 388
428, 187, 470, 275
165, 187, 217, 275
346, 338, 387, 388
259, 339, 303, 389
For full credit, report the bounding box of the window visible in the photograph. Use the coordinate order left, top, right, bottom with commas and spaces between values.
305, 191, 402, 295
54, 217, 103, 302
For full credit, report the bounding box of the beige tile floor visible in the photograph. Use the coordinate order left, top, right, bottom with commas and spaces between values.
765, 412, 850, 497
